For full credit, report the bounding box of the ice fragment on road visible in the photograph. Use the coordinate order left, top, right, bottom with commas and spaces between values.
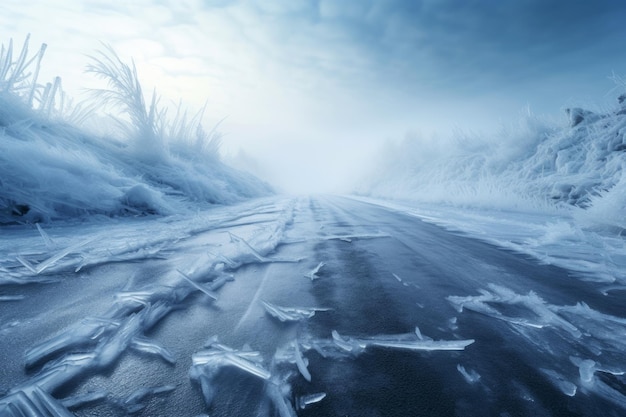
17, 237, 96, 274
0, 385, 75, 417
228, 232, 270, 262
261, 300, 330, 322
332, 329, 474, 353
447, 284, 581, 338
296, 392, 326, 409
293, 341, 311, 382
304, 262, 325, 280
60, 390, 108, 409
457, 364, 481, 384
118, 385, 175, 414
130, 336, 176, 364
36, 223, 56, 250
191, 342, 271, 381
177, 269, 218, 301
266, 380, 298, 417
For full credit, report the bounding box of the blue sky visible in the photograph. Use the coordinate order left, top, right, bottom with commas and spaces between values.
3, 0, 626, 192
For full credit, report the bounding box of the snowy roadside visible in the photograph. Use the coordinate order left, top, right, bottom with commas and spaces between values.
348, 196, 626, 288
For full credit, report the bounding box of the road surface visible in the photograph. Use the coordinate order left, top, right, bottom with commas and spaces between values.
1, 195, 625, 416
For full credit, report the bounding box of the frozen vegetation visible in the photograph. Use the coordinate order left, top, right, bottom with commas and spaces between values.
0, 36, 272, 224
357, 94, 626, 231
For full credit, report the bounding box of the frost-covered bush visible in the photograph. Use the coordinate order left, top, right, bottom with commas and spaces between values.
0, 36, 272, 224
358, 96, 626, 228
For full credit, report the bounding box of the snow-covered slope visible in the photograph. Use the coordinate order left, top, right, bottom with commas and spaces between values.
0, 36, 272, 224
357, 98, 626, 230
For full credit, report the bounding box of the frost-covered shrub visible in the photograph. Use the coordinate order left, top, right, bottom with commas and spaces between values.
358, 96, 626, 227
0, 36, 272, 224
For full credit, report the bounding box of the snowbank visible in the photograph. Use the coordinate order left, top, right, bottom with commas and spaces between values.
356, 97, 626, 230
0, 36, 272, 224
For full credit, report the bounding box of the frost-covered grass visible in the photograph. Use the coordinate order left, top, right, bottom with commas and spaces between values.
0, 36, 272, 224
357, 100, 626, 231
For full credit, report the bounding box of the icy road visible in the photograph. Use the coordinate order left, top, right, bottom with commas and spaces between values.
1, 196, 625, 416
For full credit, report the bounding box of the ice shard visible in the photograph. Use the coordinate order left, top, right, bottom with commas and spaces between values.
17, 237, 96, 274
304, 262, 325, 280
293, 341, 311, 382
177, 269, 218, 301
60, 390, 108, 409
228, 232, 270, 262
0, 386, 75, 417
191, 342, 271, 381
119, 385, 175, 414
266, 380, 298, 417
24, 317, 120, 368
130, 336, 176, 364
448, 284, 581, 338
457, 364, 481, 384
296, 392, 326, 410
36, 223, 56, 249
332, 329, 474, 353
261, 300, 330, 322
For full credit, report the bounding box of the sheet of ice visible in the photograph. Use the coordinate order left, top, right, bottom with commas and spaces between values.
304, 262, 325, 280
261, 300, 330, 323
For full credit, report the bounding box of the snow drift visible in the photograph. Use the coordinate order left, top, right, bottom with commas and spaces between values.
357, 96, 626, 230
0, 36, 272, 224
